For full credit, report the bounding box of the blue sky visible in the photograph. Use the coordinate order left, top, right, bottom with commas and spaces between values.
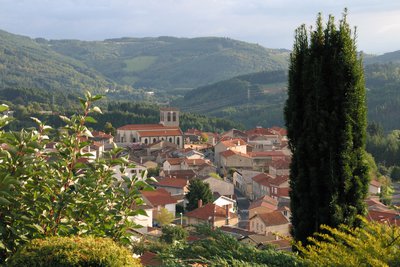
1, 0, 400, 54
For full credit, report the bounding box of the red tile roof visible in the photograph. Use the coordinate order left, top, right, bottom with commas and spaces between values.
249, 195, 278, 211
185, 203, 238, 221
118, 124, 165, 130
156, 177, 188, 188
138, 129, 182, 137
141, 188, 177, 206
270, 126, 287, 136
252, 173, 270, 186
92, 131, 113, 139
185, 128, 203, 135
165, 158, 185, 165
248, 151, 286, 158
163, 170, 197, 180
367, 210, 400, 226
140, 251, 162, 266
269, 159, 290, 169
184, 158, 207, 166
269, 175, 289, 186
220, 138, 247, 147
246, 127, 276, 136
253, 211, 289, 226
370, 179, 381, 187
220, 150, 250, 158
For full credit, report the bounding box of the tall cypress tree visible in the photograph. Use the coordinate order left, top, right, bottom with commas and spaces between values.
285, 11, 369, 244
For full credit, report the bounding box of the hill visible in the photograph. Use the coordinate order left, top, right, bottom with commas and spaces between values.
175, 70, 288, 128
0, 30, 114, 94
177, 66, 400, 131
47, 36, 290, 90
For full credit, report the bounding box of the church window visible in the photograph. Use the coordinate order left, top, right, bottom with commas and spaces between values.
144, 138, 148, 144
153, 138, 157, 143
167, 112, 171, 122
173, 112, 176, 122
169, 137, 173, 143
177, 137, 180, 145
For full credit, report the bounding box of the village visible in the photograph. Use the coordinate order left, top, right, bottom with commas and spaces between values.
69, 107, 399, 264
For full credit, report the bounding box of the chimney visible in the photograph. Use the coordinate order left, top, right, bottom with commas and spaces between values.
198, 199, 203, 208
225, 205, 230, 225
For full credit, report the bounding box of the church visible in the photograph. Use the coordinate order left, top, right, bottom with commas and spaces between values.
116, 108, 184, 148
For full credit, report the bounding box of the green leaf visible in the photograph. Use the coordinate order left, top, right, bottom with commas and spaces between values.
0, 104, 9, 113
85, 116, 97, 124
0, 197, 11, 205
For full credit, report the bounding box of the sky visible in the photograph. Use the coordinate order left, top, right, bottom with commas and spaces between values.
1, 0, 400, 54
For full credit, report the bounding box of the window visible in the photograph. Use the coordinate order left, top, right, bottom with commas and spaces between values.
167, 112, 171, 122
169, 137, 173, 143
144, 138, 148, 144
177, 137, 180, 145
153, 138, 157, 143
173, 112, 176, 121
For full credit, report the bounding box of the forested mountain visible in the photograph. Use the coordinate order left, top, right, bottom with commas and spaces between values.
0, 30, 114, 94
178, 66, 400, 131
47, 36, 289, 90
175, 70, 287, 128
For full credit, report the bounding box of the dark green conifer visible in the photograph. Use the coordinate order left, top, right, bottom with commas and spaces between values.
285, 11, 369, 244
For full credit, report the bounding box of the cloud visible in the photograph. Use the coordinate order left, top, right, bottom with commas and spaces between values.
0, 0, 399, 53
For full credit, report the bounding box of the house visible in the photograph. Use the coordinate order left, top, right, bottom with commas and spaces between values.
116, 108, 184, 148
249, 210, 290, 237
202, 176, 234, 198
220, 129, 248, 140
214, 138, 247, 166
369, 179, 381, 195
142, 160, 158, 170
269, 175, 290, 200
91, 131, 114, 145
248, 151, 287, 172
155, 177, 189, 196
163, 158, 185, 172
213, 195, 236, 213
219, 150, 252, 173
159, 169, 197, 180
185, 202, 238, 228
268, 158, 290, 177
141, 189, 177, 225
128, 204, 153, 230
232, 170, 262, 199
366, 197, 400, 226
248, 195, 278, 218
112, 163, 147, 182
251, 173, 270, 200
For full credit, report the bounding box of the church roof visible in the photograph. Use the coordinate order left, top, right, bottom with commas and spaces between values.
117, 124, 165, 130
138, 129, 182, 137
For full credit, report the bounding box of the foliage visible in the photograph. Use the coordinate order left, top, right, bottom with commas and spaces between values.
6, 236, 142, 267
285, 12, 370, 244
159, 225, 301, 266
0, 30, 112, 94
297, 217, 400, 267
367, 129, 400, 166
0, 92, 152, 262
48, 36, 289, 90
154, 208, 175, 226
185, 179, 213, 211
160, 225, 188, 244
391, 166, 400, 181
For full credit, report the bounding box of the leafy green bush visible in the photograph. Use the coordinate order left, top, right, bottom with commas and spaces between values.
6, 236, 142, 266
297, 217, 400, 266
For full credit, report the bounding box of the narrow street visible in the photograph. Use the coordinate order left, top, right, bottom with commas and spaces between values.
235, 188, 250, 229
392, 181, 400, 207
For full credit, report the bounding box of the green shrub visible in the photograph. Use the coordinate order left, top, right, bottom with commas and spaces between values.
6, 236, 142, 267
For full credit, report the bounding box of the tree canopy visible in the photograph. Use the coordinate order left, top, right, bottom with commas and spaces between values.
185, 179, 213, 211
285, 11, 370, 244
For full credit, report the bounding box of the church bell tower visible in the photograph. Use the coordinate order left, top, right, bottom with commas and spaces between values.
160, 107, 180, 127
